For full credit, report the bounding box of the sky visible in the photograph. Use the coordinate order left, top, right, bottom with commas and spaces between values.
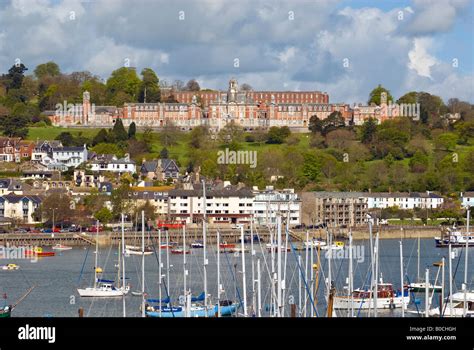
0, 0, 473, 104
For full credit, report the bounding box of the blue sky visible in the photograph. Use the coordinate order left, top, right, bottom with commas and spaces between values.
0, 0, 472, 103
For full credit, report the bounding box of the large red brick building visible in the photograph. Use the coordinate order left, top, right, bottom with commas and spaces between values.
49, 78, 353, 131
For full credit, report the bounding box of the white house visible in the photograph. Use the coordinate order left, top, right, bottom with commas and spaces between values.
253, 186, 301, 226
365, 191, 444, 209
52, 145, 88, 168
0, 194, 42, 224
167, 182, 254, 225
89, 154, 136, 174
461, 192, 474, 208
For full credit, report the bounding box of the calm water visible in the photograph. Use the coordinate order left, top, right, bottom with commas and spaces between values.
1, 238, 472, 317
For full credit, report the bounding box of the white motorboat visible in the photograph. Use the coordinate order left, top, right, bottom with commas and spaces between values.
334, 283, 410, 310
77, 280, 130, 297
52, 244, 73, 251
429, 291, 474, 317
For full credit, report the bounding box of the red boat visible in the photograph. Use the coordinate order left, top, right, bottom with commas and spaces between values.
157, 220, 185, 229
219, 242, 235, 249
25, 247, 55, 257
171, 248, 190, 255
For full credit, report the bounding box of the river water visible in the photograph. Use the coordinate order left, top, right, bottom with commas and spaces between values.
1, 238, 472, 317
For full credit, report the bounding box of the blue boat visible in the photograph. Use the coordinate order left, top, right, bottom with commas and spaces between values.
146, 302, 237, 318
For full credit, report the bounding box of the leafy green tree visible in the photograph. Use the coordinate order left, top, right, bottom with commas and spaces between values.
396, 91, 418, 105
106, 67, 141, 104
368, 84, 393, 105
189, 126, 210, 149
91, 143, 124, 157
434, 133, 458, 151
266, 126, 291, 144
128, 121, 136, 139
160, 147, 169, 159
55, 132, 75, 146
320, 111, 345, 135
360, 118, 378, 144
138, 68, 160, 103
112, 118, 128, 141
5, 63, 28, 91
218, 121, 244, 144
94, 207, 113, 224
92, 129, 109, 145
409, 150, 429, 173
309, 115, 323, 133
34, 62, 61, 79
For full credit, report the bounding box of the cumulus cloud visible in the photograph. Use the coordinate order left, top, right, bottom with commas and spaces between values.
0, 0, 471, 103
408, 38, 437, 78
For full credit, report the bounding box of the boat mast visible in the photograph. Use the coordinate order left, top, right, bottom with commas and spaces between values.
374, 232, 379, 317
463, 207, 470, 317
166, 230, 170, 304
121, 213, 126, 317
217, 229, 221, 317
183, 224, 187, 313
417, 232, 420, 282
441, 256, 445, 317
202, 180, 208, 314
158, 229, 162, 316
326, 229, 332, 309
141, 210, 145, 318
349, 230, 354, 318
425, 268, 429, 317
448, 243, 453, 317
368, 214, 375, 317
94, 220, 99, 290
277, 215, 282, 317
310, 236, 314, 317
257, 258, 262, 317
250, 217, 256, 316
304, 230, 309, 317
240, 225, 248, 317
399, 240, 404, 318
298, 254, 302, 317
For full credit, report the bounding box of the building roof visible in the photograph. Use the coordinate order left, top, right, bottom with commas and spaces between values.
1, 194, 42, 204
168, 186, 254, 198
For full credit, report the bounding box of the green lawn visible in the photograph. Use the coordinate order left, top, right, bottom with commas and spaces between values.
26, 126, 101, 141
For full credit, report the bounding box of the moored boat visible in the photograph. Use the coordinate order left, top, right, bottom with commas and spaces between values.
52, 244, 73, 251
1, 263, 20, 271
333, 283, 410, 310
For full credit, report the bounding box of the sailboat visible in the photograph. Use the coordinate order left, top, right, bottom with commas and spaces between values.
0, 286, 35, 318
429, 291, 474, 317
125, 245, 153, 256
409, 233, 442, 292
77, 219, 130, 297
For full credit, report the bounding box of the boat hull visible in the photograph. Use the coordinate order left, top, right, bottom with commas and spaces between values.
77, 287, 129, 297
333, 296, 410, 310
147, 304, 237, 317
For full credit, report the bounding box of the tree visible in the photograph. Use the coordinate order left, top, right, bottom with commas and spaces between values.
112, 118, 128, 142
409, 150, 429, 173
138, 68, 160, 103
320, 111, 345, 135
360, 118, 378, 144
309, 115, 323, 133
434, 133, 458, 151
218, 121, 244, 144
266, 126, 291, 144
55, 132, 75, 146
92, 129, 109, 146
368, 84, 393, 105
160, 122, 180, 146
6, 63, 28, 91
38, 192, 74, 224
128, 122, 136, 139
189, 126, 210, 149
34, 62, 61, 79
106, 67, 141, 104
185, 79, 200, 91
396, 91, 418, 105
160, 147, 169, 159
1, 110, 29, 138
94, 207, 113, 224
240, 83, 253, 91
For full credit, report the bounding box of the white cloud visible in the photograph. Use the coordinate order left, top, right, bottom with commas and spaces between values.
408, 38, 437, 78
